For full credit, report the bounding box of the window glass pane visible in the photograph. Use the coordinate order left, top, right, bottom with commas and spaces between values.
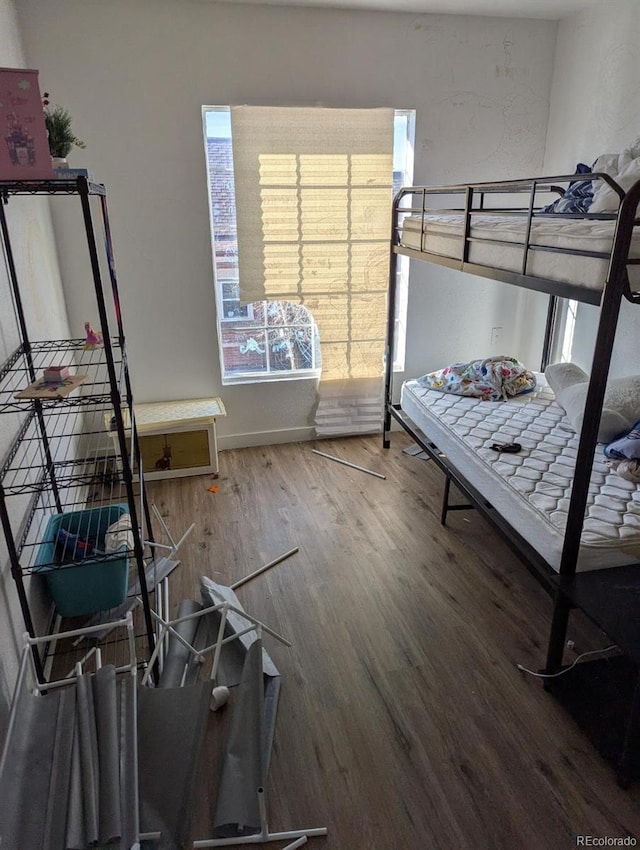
266, 301, 312, 327
251, 301, 266, 324
221, 328, 268, 374
222, 299, 250, 320
268, 327, 316, 371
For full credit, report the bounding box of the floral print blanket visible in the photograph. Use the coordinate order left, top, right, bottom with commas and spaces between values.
417, 356, 537, 402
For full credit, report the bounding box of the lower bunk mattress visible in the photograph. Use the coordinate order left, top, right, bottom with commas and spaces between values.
400, 379, 640, 572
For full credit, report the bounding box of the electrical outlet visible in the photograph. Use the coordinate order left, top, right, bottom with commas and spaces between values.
490, 326, 503, 347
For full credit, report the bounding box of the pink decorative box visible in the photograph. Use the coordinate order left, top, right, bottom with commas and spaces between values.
0, 68, 54, 180
43, 365, 71, 384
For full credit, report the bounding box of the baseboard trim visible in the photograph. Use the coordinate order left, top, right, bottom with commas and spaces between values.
216, 421, 402, 451
217, 426, 316, 451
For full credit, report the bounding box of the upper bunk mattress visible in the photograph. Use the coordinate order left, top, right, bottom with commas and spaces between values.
401, 379, 640, 572
399, 215, 640, 292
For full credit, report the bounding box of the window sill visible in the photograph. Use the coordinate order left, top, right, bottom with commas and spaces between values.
221, 369, 321, 387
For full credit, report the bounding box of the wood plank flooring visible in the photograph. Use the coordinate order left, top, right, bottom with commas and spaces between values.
146, 434, 640, 849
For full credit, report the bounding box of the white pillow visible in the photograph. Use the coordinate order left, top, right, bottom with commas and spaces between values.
589, 153, 620, 212
620, 135, 640, 166
545, 362, 640, 442
590, 157, 640, 213
592, 152, 620, 175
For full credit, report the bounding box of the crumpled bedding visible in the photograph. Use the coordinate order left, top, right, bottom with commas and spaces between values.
590, 135, 640, 212
541, 136, 640, 215
417, 356, 536, 402
602, 413, 640, 484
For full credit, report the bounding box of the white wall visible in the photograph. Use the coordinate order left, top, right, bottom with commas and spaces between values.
18, 0, 557, 444
543, 0, 640, 376
0, 0, 71, 731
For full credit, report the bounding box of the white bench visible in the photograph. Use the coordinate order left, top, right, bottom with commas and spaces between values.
107, 397, 227, 481
134, 397, 226, 480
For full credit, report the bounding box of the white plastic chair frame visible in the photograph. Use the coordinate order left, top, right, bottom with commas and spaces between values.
140, 600, 291, 687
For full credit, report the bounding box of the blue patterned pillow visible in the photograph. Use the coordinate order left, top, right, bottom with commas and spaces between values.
541, 163, 593, 214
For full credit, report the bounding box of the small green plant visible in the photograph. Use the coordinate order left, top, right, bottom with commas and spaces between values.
42, 93, 86, 159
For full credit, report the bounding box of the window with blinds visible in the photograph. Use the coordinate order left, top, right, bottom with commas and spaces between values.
203, 106, 414, 432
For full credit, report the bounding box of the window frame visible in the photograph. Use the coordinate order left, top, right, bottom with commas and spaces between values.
203, 106, 415, 385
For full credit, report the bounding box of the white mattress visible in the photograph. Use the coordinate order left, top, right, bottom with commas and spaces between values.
401, 379, 640, 572
400, 214, 640, 292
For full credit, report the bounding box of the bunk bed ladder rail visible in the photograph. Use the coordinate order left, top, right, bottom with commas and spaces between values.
462, 186, 473, 263
524, 178, 557, 371
545, 178, 640, 676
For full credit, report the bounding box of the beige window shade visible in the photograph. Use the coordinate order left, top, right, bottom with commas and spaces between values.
231, 106, 394, 364
231, 106, 394, 434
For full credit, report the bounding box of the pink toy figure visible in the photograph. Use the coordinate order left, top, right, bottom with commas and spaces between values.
84, 321, 103, 349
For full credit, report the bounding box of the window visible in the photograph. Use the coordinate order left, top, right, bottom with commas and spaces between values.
559, 299, 578, 363
203, 107, 415, 384
391, 110, 415, 371
220, 283, 253, 323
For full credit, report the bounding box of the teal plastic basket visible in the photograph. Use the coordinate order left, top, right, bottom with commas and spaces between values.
34, 504, 131, 617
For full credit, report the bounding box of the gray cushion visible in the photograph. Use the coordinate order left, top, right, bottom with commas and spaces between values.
545, 362, 640, 442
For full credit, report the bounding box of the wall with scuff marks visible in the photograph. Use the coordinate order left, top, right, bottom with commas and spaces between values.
543, 0, 640, 377
17, 0, 557, 446
0, 0, 71, 736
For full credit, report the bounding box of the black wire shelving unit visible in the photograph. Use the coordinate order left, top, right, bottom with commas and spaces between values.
0, 177, 156, 682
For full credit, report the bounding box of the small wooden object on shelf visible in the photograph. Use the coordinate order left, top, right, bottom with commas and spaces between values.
15, 373, 87, 400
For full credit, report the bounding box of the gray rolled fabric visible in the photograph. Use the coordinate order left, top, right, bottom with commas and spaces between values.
65, 717, 86, 850
119, 674, 139, 850
76, 671, 100, 845
93, 665, 122, 843
213, 639, 266, 838
138, 680, 211, 849
66, 672, 140, 850
43, 686, 76, 849
263, 675, 282, 776
0, 681, 74, 849
199, 577, 282, 789
0, 659, 139, 850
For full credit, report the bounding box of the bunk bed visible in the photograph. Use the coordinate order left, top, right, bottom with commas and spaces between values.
382, 170, 640, 787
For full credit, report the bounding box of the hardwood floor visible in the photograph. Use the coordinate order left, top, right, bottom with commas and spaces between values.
145, 434, 640, 849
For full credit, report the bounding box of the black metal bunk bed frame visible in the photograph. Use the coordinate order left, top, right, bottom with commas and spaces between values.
382, 173, 640, 787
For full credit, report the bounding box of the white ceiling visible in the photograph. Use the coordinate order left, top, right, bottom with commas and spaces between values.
215, 0, 597, 19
